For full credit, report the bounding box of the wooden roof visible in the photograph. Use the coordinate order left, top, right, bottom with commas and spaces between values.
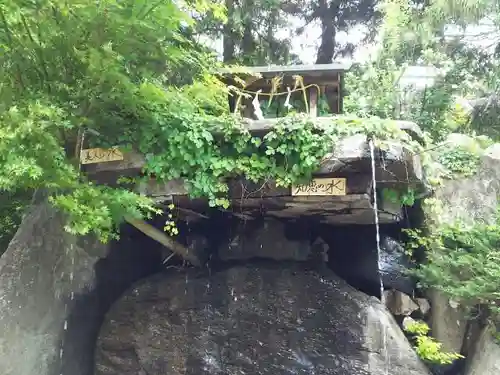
218, 63, 351, 77
218, 63, 351, 90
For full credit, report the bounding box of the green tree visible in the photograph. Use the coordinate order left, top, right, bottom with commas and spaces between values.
2, 0, 379, 247
0, 190, 31, 253
0, 0, 226, 242
197, 0, 301, 64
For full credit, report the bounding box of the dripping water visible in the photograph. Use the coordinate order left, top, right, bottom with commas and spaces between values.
368, 139, 384, 303
60, 243, 76, 375
369, 139, 389, 375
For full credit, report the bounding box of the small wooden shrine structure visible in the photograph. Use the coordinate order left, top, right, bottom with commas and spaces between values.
218, 63, 350, 119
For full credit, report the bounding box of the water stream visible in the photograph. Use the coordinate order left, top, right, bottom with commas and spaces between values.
368, 139, 385, 303
369, 139, 389, 375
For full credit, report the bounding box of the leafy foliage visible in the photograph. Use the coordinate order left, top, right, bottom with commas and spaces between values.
0, 190, 31, 253
404, 320, 464, 364
436, 147, 481, 178
132, 101, 421, 209
0, 0, 428, 245
0, 0, 223, 242
408, 211, 500, 313
345, 0, 500, 340
382, 187, 416, 206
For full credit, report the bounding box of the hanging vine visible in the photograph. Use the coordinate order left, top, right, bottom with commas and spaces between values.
120, 90, 423, 212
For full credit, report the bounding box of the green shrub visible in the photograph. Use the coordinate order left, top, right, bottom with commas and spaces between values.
404, 320, 463, 365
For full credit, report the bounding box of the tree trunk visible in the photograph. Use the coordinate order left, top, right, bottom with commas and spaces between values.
241, 8, 255, 64
124, 216, 201, 267
316, 0, 337, 64
223, 0, 236, 63
267, 7, 278, 64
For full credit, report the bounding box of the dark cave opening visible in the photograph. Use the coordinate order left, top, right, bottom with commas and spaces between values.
61, 223, 165, 375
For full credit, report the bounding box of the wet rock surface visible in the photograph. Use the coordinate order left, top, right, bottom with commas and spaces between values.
218, 218, 310, 261
323, 226, 415, 297
0, 201, 165, 375
218, 218, 328, 262
378, 236, 415, 294
95, 262, 429, 375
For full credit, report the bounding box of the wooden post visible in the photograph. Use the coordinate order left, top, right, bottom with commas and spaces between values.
309, 86, 318, 117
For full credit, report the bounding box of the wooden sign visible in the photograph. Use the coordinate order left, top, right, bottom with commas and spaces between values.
292, 177, 346, 196
80, 147, 124, 165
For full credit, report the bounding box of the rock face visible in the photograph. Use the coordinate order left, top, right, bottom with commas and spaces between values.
464, 325, 500, 375
0, 200, 164, 375
319, 131, 424, 187
218, 218, 328, 262
95, 263, 429, 375
384, 290, 419, 316
428, 136, 500, 355
0, 202, 105, 375
428, 290, 467, 353
433, 138, 500, 226
324, 226, 415, 297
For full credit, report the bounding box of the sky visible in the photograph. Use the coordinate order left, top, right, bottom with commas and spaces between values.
287, 18, 500, 64
197, 16, 372, 64
199, 15, 500, 66
277, 18, 373, 64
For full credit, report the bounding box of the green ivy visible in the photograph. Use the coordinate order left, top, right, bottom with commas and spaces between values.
128, 104, 422, 210
436, 146, 481, 179
0, 190, 31, 253
382, 187, 416, 206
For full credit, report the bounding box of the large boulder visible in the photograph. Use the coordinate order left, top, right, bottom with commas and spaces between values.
463, 325, 500, 375
427, 139, 500, 353
95, 263, 429, 375
428, 291, 467, 353
433, 139, 500, 226
0, 200, 164, 375
0, 202, 105, 375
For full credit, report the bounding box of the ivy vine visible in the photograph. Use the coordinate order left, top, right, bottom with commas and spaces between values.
383, 187, 417, 206
436, 146, 481, 179
129, 111, 423, 209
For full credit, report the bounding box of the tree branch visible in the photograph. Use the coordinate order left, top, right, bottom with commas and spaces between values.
124, 216, 202, 267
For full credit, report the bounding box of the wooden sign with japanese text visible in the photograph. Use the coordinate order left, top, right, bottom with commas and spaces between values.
292, 177, 346, 196
80, 147, 124, 165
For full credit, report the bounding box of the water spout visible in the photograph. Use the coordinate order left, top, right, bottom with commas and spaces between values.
369, 138, 389, 375
368, 139, 385, 303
